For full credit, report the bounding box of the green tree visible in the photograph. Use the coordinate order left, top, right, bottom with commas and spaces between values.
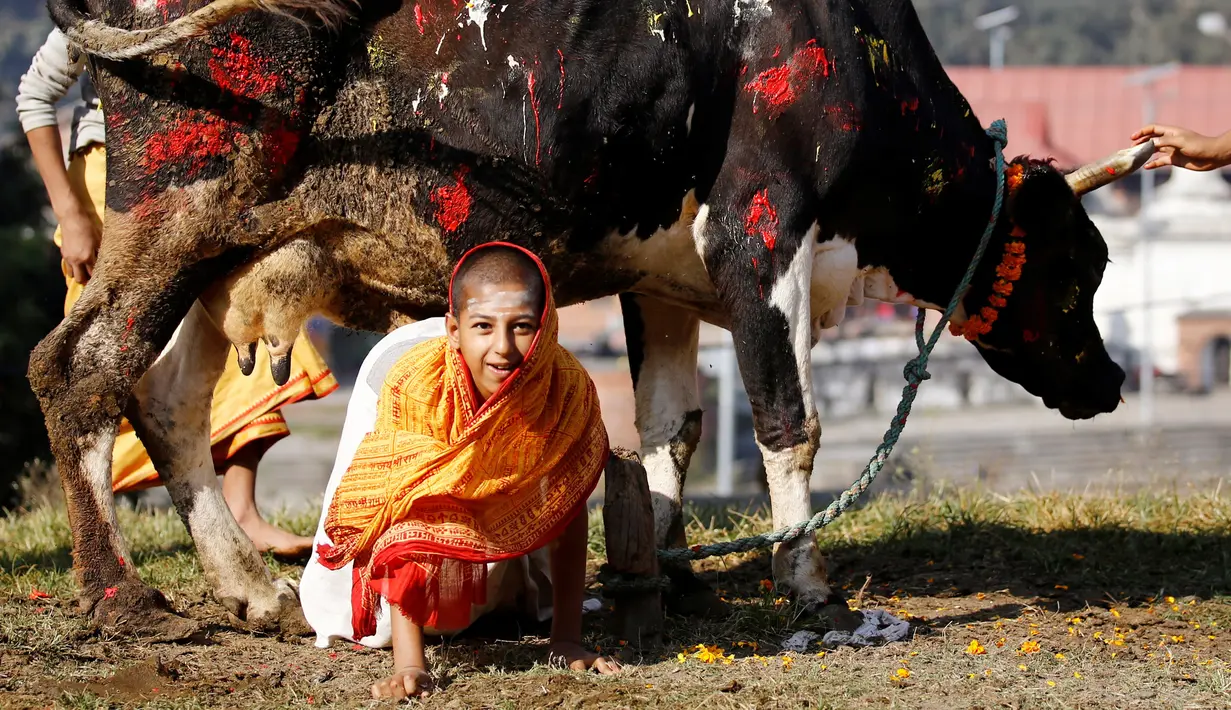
0, 128, 61, 511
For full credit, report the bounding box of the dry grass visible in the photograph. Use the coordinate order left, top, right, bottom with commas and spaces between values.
2, 484, 1230, 709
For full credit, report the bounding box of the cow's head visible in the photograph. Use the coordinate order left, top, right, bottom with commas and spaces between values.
955, 142, 1154, 420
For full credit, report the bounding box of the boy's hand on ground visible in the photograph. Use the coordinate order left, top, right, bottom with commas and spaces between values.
548, 641, 622, 674
370, 666, 433, 700
1131, 124, 1231, 171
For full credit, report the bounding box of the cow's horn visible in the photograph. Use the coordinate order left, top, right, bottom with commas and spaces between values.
1064, 140, 1157, 195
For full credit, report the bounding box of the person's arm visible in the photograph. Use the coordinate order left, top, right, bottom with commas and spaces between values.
369, 604, 433, 699
27, 126, 100, 284
1131, 124, 1231, 172
548, 509, 620, 674
17, 29, 100, 284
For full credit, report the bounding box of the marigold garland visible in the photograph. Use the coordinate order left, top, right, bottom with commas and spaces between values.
950, 226, 1027, 341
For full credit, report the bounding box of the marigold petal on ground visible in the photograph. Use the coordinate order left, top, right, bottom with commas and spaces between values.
965, 640, 987, 655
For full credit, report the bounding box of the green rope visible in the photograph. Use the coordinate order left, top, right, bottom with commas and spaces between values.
600, 120, 1009, 591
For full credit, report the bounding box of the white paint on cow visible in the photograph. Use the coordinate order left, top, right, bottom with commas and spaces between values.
412, 88, 424, 114
435, 31, 448, 55
507, 55, 519, 69
627, 298, 701, 546
686, 102, 695, 135
733, 0, 772, 24
435, 72, 450, 103
467, 0, 493, 50
649, 11, 666, 42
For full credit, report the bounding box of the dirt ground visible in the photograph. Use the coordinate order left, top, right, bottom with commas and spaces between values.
2, 489, 1230, 709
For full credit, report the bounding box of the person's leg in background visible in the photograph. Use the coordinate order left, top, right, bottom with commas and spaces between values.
220, 439, 313, 558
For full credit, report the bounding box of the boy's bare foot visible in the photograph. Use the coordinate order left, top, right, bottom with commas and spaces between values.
371, 666, 433, 700
231, 507, 315, 561
548, 641, 622, 674
221, 448, 315, 561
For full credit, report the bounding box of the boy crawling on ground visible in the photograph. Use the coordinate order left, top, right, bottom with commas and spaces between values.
301, 242, 620, 699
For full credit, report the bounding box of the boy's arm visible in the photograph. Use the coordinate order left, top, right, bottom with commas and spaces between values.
18, 29, 99, 284
1132, 124, 1231, 172
548, 508, 620, 674
370, 604, 433, 699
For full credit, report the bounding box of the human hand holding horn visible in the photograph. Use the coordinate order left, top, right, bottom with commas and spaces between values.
1130, 125, 1231, 172
1064, 140, 1159, 195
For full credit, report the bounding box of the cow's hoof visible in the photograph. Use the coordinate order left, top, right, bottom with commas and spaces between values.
662, 565, 728, 618
222, 578, 311, 636
87, 582, 202, 641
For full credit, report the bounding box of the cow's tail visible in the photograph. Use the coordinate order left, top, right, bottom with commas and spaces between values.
48, 0, 355, 61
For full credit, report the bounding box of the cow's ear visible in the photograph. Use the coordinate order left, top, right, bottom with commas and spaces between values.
1007, 161, 1074, 239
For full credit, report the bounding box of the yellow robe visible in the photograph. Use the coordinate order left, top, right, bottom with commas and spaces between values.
55, 143, 338, 493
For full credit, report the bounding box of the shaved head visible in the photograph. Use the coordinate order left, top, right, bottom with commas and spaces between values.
450, 245, 546, 316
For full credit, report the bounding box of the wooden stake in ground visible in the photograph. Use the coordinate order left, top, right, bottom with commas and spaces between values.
601, 448, 663, 648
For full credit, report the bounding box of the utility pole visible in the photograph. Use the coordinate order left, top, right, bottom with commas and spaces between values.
716, 339, 737, 497
1124, 61, 1179, 428
974, 6, 1020, 71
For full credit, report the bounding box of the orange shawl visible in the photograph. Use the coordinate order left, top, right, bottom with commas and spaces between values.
317, 242, 609, 635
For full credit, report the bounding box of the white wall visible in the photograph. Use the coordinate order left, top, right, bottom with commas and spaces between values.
1092, 222, 1231, 374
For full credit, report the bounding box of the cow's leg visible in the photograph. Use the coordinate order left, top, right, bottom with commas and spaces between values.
124, 298, 307, 633
27, 261, 219, 639
619, 294, 722, 615
698, 200, 854, 623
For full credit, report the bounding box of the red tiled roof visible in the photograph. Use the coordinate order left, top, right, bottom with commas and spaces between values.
946, 66, 1231, 169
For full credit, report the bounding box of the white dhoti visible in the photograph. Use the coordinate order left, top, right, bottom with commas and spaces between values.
299, 318, 554, 648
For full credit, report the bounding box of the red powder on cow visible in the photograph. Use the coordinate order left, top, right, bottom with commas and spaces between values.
431, 168, 473, 232
527, 70, 543, 165
264, 123, 301, 170
743, 189, 779, 251
210, 33, 282, 99
557, 49, 566, 109
142, 112, 235, 176
156, 0, 180, 21
822, 103, 863, 132
900, 97, 919, 115
414, 4, 426, 34
744, 39, 831, 117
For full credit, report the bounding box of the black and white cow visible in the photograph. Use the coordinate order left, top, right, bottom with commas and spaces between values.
33, 0, 1149, 635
